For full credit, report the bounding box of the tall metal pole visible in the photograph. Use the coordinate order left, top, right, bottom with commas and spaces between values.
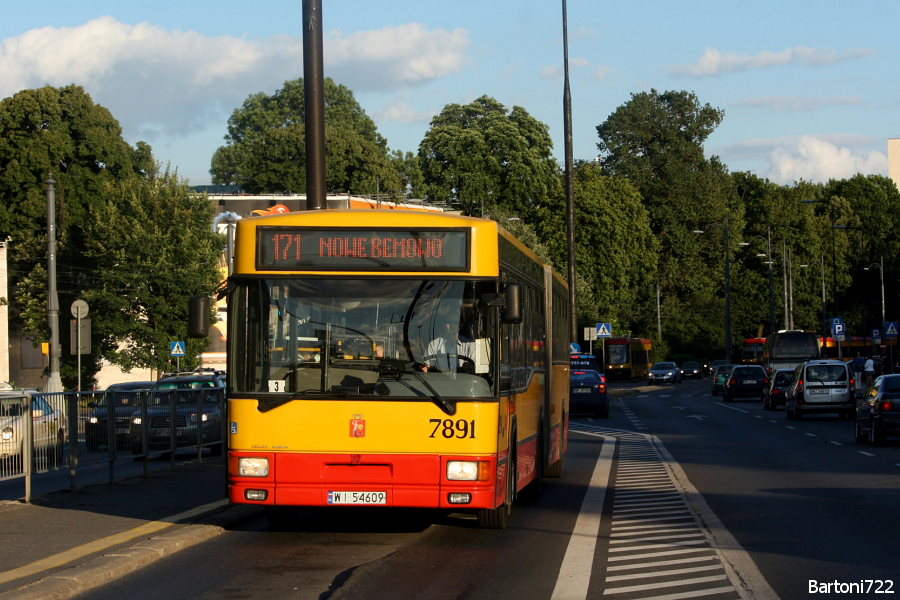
724, 213, 732, 364
821, 252, 827, 351
782, 241, 789, 329
45, 174, 63, 393
303, 0, 327, 210
766, 227, 775, 334
788, 247, 795, 330
562, 0, 577, 343
880, 255, 886, 340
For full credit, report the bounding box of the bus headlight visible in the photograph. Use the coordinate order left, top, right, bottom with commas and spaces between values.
1, 426, 13, 441
447, 461, 490, 481
238, 457, 269, 477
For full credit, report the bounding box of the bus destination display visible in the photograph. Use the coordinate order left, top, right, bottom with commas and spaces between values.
257, 228, 469, 271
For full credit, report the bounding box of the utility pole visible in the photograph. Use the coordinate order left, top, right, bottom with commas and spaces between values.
45, 174, 63, 392
562, 0, 577, 344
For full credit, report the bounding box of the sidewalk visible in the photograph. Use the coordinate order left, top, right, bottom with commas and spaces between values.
0, 458, 261, 600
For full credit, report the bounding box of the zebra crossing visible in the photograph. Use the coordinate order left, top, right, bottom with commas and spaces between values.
569, 423, 742, 599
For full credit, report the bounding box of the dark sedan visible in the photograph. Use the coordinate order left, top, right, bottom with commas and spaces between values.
680, 361, 702, 379
570, 370, 608, 418
763, 369, 793, 410
86, 381, 154, 451
723, 365, 769, 402
855, 374, 900, 446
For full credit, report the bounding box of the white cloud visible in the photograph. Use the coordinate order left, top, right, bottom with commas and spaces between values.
666, 46, 872, 77
373, 100, 435, 125
733, 96, 864, 112
0, 17, 468, 140
591, 65, 612, 81
718, 135, 887, 184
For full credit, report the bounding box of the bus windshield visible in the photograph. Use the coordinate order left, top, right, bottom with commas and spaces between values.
228, 278, 498, 399
771, 332, 820, 359
606, 345, 628, 365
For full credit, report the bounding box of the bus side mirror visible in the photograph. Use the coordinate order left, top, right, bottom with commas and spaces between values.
189, 295, 210, 338
502, 282, 522, 324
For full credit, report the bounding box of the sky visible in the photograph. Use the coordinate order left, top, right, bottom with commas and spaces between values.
1, 0, 897, 188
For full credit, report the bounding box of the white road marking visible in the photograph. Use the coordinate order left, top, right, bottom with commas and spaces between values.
550, 436, 615, 600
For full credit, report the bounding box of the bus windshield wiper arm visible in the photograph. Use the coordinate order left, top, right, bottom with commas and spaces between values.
382, 368, 456, 416
257, 389, 329, 413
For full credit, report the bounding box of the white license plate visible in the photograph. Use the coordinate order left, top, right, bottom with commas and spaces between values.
808, 388, 828, 394
744, 379, 757, 384
573, 388, 591, 393
328, 491, 386, 505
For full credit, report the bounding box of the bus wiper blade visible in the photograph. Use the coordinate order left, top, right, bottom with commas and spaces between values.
382, 369, 456, 416
257, 389, 329, 413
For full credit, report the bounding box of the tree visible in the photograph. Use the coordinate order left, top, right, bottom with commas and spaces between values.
210, 78, 402, 195
535, 162, 658, 342
81, 164, 223, 374
418, 96, 560, 217
0, 85, 151, 387
595, 89, 739, 360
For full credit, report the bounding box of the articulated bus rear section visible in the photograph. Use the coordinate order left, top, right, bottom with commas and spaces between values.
211, 210, 569, 529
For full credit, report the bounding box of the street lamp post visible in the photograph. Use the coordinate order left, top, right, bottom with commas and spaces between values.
803, 198, 843, 356
864, 256, 886, 348
740, 226, 775, 335
694, 214, 733, 363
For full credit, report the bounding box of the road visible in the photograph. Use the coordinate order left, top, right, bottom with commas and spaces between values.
72, 378, 900, 599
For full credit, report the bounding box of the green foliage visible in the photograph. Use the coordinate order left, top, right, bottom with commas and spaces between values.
418, 96, 560, 217
535, 162, 658, 345
80, 164, 223, 373
210, 78, 402, 195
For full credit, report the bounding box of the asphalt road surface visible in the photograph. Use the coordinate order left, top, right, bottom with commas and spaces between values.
72, 378, 900, 600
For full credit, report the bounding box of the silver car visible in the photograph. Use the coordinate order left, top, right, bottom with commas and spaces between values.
647, 362, 683, 385
785, 360, 855, 420
0, 391, 66, 464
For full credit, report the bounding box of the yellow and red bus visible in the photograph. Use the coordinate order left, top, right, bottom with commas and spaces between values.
741, 337, 766, 364
213, 209, 569, 529
603, 337, 652, 379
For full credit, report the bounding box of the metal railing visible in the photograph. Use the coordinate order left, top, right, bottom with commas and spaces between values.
0, 389, 226, 502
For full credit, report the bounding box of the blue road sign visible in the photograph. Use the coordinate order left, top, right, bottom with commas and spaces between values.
886, 322, 899, 338
832, 322, 845, 336
170, 341, 185, 357
596, 323, 612, 338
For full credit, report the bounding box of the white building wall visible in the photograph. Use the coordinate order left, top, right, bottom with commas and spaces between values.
889, 138, 900, 192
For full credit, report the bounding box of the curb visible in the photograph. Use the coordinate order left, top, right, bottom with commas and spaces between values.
0, 504, 262, 600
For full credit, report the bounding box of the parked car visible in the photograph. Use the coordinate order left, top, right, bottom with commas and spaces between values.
722, 365, 769, 402
569, 370, 608, 418
785, 360, 855, 420
647, 362, 682, 385
680, 361, 702, 379
0, 391, 66, 465
705, 359, 726, 378
130, 370, 226, 457
763, 369, 794, 410
85, 381, 155, 452
855, 374, 900, 445
711, 364, 735, 396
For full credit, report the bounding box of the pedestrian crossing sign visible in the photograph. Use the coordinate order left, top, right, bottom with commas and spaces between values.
596, 323, 612, 338
170, 341, 186, 357
887, 322, 899, 338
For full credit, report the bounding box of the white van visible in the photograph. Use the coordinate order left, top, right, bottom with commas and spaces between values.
785, 360, 855, 420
